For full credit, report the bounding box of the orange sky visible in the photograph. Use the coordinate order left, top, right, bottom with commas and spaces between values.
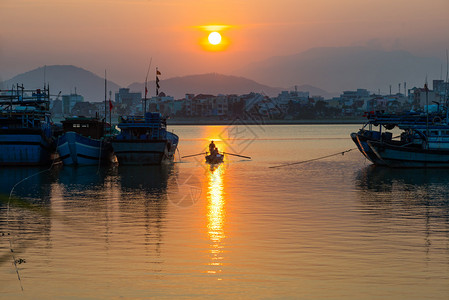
1, 0, 448, 86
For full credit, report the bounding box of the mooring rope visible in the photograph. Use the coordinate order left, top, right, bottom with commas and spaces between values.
176, 147, 182, 162
6, 149, 59, 292
269, 148, 357, 169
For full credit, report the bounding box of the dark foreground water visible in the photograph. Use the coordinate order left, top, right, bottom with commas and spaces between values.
1, 125, 449, 299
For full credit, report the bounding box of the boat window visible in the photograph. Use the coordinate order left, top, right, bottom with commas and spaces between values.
73, 124, 80, 128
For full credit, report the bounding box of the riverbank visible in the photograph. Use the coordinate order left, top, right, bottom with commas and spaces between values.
52, 116, 366, 126
167, 117, 366, 125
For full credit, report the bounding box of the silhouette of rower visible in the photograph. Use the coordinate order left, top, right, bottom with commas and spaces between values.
209, 140, 217, 155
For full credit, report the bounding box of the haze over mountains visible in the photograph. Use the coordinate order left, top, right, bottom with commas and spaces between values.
1, 47, 444, 101
1, 66, 330, 101
127, 74, 332, 99
1, 65, 121, 101
238, 47, 443, 93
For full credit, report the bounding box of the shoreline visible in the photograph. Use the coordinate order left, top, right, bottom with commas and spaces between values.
167, 118, 366, 126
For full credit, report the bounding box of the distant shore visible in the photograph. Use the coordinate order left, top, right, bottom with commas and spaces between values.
167, 117, 366, 126
52, 116, 366, 126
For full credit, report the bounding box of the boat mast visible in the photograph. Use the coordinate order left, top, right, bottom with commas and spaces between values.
156, 67, 160, 97
444, 49, 449, 115
109, 91, 112, 131
425, 80, 429, 149
144, 58, 152, 115
104, 70, 107, 134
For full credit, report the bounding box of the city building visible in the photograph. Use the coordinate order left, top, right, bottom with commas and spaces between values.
62, 93, 84, 115
115, 88, 142, 107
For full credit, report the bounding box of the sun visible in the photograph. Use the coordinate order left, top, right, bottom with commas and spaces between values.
208, 32, 222, 45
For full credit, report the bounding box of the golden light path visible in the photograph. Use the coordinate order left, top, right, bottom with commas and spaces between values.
206, 163, 226, 275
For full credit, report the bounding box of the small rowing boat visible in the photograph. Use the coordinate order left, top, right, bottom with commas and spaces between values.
205, 152, 224, 164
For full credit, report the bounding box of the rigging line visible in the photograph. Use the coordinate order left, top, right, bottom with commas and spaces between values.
97, 139, 102, 174
176, 147, 182, 162
269, 148, 357, 169
7, 151, 59, 292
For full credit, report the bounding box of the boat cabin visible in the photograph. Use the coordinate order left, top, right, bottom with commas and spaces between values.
62, 117, 105, 139
115, 112, 168, 140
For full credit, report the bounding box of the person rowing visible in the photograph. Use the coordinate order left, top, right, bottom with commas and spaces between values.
206, 140, 223, 164
209, 140, 216, 154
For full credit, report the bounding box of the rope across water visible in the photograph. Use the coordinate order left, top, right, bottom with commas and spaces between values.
6, 141, 60, 292
269, 148, 357, 169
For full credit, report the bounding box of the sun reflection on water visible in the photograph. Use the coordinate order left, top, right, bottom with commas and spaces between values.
206, 163, 226, 275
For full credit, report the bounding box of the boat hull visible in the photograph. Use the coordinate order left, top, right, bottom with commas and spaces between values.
111, 139, 176, 165
0, 130, 53, 166
351, 131, 449, 168
205, 154, 224, 164
351, 132, 381, 164
57, 132, 113, 166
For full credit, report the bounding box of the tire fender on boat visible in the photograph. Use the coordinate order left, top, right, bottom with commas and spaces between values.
433, 116, 442, 125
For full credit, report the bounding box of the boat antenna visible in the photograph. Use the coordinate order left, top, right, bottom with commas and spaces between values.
144, 58, 152, 115
425, 77, 429, 147
446, 49, 449, 109
104, 69, 107, 135
43, 65, 46, 88
109, 90, 112, 132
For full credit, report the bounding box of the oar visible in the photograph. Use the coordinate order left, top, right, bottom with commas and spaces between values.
223, 152, 251, 159
181, 152, 207, 158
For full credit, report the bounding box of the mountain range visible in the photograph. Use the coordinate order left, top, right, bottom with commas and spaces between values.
1, 65, 122, 101
128, 73, 331, 99
1, 47, 443, 101
1, 65, 330, 101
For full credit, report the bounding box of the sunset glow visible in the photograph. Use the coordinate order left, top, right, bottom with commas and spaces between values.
197, 25, 231, 52
1, 1, 448, 89
208, 32, 222, 45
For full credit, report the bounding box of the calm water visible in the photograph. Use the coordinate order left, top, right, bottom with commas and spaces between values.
1, 124, 449, 299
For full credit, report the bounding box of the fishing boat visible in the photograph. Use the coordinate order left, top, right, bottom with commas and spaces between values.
351, 109, 449, 167
183, 149, 250, 163
205, 151, 224, 164
111, 112, 179, 165
0, 85, 56, 165
56, 116, 114, 166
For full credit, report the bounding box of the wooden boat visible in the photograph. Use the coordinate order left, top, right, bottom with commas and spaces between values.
111, 112, 179, 165
205, 152, 224, 164
56, 116, 114, 166
182, 150, 249, 164
351, 110, 449, 167
0, 85, 56, 165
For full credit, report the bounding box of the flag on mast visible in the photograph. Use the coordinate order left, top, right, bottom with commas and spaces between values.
156, 67, 161, 96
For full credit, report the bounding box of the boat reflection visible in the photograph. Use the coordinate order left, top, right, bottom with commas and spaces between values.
116, 164, 172, 196
206, 163, 226, 275
356, 165, 449, 199
0, 166, 57, 267
54, 165, 109, 191
355, 165, 449, 253
0, 166, 57, 202
115, 165, 175, 256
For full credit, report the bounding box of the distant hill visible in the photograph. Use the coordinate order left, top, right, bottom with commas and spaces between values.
1, 65, 332, 101
1, 65, 121, 102
237, 47, 443, 94
128, 73, 283, 99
